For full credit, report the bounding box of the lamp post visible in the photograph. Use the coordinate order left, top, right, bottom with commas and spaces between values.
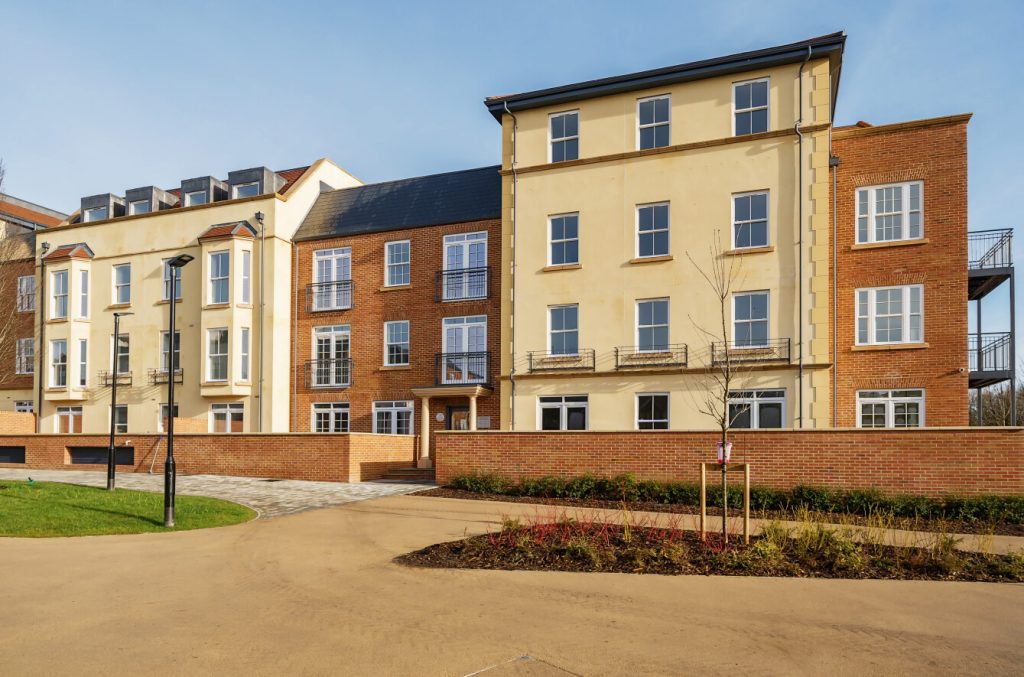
107, 311, 133, 490
164, 253, 193, 527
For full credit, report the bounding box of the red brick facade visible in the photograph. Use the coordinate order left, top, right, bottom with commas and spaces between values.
434, 429, 1023, 496
0, 432, 415, 482
291, 219, 502, 453
0, 257, 36, 397
831, 116, 970, 427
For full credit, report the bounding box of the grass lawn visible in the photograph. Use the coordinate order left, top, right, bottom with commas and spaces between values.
0, 480, 256, 537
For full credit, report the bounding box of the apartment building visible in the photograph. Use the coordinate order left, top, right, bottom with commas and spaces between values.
291, 167, 501, 466
0, 194, 67, 413
487, 34, 841, 431
31, 161, 360, 434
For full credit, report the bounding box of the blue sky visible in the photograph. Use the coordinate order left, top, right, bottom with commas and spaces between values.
2, 0, 1022, 342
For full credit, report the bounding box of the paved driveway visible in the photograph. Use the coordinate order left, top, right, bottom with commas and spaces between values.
0, 493, 1021, 675
0, 469, 433, 518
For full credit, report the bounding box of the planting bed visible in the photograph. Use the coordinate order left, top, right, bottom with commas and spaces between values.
396, 515, 1024, 582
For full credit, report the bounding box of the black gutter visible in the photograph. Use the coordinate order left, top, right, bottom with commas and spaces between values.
485, 32, 846, 121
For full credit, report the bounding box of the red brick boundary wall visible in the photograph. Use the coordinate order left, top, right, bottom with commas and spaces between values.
0, 433, 415, 483
435, 429, 1024, 496
0, 412, 34, 434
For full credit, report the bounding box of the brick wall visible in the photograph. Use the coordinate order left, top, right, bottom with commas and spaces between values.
831, 117, 970, 426
0, 257, 36, 395
434, 428, 1024, 496
0, 411, 34, 433
0, 432, 414, 482
292, 219, 502, 447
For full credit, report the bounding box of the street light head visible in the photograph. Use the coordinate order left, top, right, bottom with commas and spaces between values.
113, 311, 135, 318
255, 211, 264, 224
168, 253, 194, 268
40, 241, 50, 253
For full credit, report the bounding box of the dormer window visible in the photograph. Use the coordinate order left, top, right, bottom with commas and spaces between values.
233, 182, 260, 198
185, 190, 208, 207
128, 200, 151, 215
83, 206, 108, 222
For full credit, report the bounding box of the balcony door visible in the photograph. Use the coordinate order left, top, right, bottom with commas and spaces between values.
442, 316, 486, 384
443, 232, 487, 300
313, 247, 352, 310
314, 325, 351, 387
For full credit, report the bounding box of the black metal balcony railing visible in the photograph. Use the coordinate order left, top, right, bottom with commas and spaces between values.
614, 344, 688, 369
436, 267, 489, 302
304, 358, 354, 388
968, 332, 1011, 373
99, 370, 132, 387
527, 349, 596, 373
711, 338, 791, 366
306, 280, 354, 312
968, 229, 1013, 270
436, 351, 489, 385
148, 368, 183, 385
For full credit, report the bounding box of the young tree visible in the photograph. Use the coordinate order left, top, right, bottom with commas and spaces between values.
686, 230, 744, 543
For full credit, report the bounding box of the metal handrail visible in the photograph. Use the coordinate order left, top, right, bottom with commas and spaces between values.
148, 368, 183, 385
614, 344, 688, 369
304, 358, 354, 388
435, 351, 489, 385
968, 229, 1013, 270
527, 349, 596, 372
968, 332, 1011, 372
99, 370, 132, 387
306, 280, 354, 312
711, 338, 791, 365
436, 266, 489, 301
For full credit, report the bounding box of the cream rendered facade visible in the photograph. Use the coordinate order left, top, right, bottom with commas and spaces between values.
496, 47, 837, 431
34, 160, 360, 434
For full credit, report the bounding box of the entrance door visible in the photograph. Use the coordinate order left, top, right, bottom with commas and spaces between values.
442, 316, 487, 384
447, 406, 470, 431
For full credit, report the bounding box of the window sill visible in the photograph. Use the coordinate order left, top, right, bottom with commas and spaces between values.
45, 318, 68, 324
850, 238, 929, 251
379, 284, 412, 292
379, 365, 412, 371
237, 303, 253, 309
200, 380, 230, 386
155, 298, 183, 305
629, 255, 674, 264
725, 245, 775, 256
542, 263, 582, 272
107, 303, 132, 310
850, 342, 929, 352
203, 303, 230, 310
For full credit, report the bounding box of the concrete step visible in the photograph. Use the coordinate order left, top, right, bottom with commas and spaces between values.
381, 467, 436, 482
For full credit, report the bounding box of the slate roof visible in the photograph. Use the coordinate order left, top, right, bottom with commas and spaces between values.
44, 242, 94, 260
294, 166, 501, 242
198, 221, 258, 241
485, 32, 846, 120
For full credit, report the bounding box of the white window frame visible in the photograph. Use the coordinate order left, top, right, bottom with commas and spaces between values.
636, 298, 670, 352
128, 199, 151, 215
733, 77, 770, 136
240, 328, 250, 382
83, 206, 108, 222
112, 263, 131, 305
635, 393, 669, 430
207, 328, 229, 382
162, 259, 182, 301
15, 338, 33, 375
636, 202, 670, 259
637, 94, 671, 150
312, 247, 352, 310
384, 240, 411, 287
158, 403, 179, 433
78, 339, 88, 387
312, 324, 351, 387
548, 304, 579, 356
855, 285, 924, 346
233, 181, 260, 199
383, 320, 410, 366
548, 109, 579, 163
184, 190, 207, 207
312, 402, 350, 433
50, 270, 68, 319
77, 269, 89, 319
732, 291, 770, 348
210, 403, 244, 433
15, 400, 33, 413
548, 213, 580, 266
732, 191, 770, 250
856, 389, 925, 428
16, 275, 35, 312
209, 251, 230, 304
160, 330, 181, 374
55, 406, 82, 433
112, 334, 130, 375
728, 389, 787, 429
112, 404, 128, 434
50, 339, 67, 387
372, 400, 413, 435
241, 250, 252, 304
537, 395, 589, 431
856, 181, 924, 244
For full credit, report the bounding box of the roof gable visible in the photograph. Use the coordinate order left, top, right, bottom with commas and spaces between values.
198, 221, 258, 242
44, 242, 94, 260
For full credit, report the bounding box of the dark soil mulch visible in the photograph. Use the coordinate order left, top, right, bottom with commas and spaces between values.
396, 524, 1024, 581
415, 487, 1024, 537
